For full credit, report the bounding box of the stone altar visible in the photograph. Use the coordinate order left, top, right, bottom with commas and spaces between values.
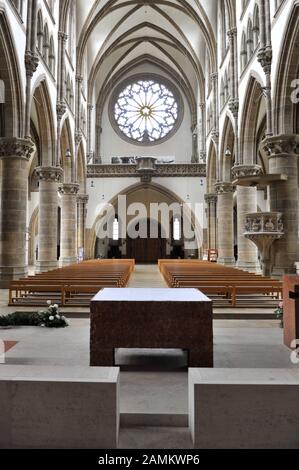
90, 288, 213, 367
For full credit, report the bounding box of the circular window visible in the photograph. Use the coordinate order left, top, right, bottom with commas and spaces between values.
109, 75, 184, 146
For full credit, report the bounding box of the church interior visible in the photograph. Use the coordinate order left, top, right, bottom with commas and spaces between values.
0, 0, 299, 450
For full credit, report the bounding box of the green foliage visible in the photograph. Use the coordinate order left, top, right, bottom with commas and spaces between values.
0, 303, 69, 329
0, 311, 43, 327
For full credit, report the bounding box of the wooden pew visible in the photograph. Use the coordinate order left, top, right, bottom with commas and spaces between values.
9, 259, 135, 307
159, 260, 282, 308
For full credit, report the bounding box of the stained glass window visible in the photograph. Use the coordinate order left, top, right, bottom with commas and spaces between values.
113, 79, 179, 143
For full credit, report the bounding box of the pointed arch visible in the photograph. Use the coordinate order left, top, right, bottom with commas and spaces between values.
239, 74, 266, 166
31, 78, 56, 167
220, 115, 235, 182
0, 9, 24, 137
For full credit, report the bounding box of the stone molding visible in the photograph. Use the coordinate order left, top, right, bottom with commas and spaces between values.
215, 182, 235, 194
35, 166, 64, 183
231, 164, 263, 179
0, 137, 35, 160
87, 163, 206, 178
58, 183, 80, 196
262, 134, 299, 158
204, 193, 218, 204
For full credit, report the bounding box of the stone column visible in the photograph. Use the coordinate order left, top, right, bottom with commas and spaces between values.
204, 193, 217, 250
215, 182, 235, 265
199, 103, 206, 163
263, 135, 299, 276
0, 138, 34, 287
236, 186, 260, 272
35, 167, 63, 273
59, 183, 80, 265
77, 194, 89, 256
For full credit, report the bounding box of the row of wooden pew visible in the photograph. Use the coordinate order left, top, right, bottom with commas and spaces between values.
159, 260, 282, 308
9, 259, 135, 307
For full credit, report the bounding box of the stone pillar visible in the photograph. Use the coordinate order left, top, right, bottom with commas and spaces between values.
0, 138, 34, 287
59, 183, 80, 265
236, 186, 260, 272
204, 193, 217, 250
199, 103, 206, 163
77, 194, 89, 257
215, 182, 235, 265
263, 135, 299, 276
35, 167, 63, 273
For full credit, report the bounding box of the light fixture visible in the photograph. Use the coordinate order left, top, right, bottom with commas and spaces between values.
225, 148, 232, 158
65, 148, 72, 158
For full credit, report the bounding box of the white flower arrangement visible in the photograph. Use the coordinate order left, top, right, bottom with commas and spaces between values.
39, 301, 69, 328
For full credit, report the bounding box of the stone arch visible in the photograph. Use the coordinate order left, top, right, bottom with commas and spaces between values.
239, 73, 265, 165
77, 141, 87, 193
0, 9, 24, 137
88, 182, 203, 260
220, 115, 235, 182
273, 1, 299, 134
31, 78, 56, 167
206, 140, 217, 193
60, 117, 74, 183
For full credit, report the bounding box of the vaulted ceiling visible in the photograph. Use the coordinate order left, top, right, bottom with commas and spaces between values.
76, 0, 218, 105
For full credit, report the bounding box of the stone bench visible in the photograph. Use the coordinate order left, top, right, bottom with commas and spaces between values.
189, 368, 299, 449
0, 365, 119, 449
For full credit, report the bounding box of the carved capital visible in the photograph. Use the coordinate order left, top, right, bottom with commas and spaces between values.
211, 129, 219, 143
35, 166, 63, 183
76, 75, 83, 84
77, 194, 89, 205
262, 134, 299, 158
257, 47, 272, 71
0, 137, 35, 160
227, 27, 237, 39
211, 73, 218, 83
58, 31, 68, 43
231, 164, 263, 179
87, 103, 94, 111
228, 99, 239, 118
75, 131, 82, 146
215, 182, 235, 194
204, 193, 218, 204
56, 102, 66, 120
58, 183, 80, 196
25, 51, 39, 77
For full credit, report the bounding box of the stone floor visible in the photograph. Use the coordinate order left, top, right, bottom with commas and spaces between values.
0, 264, 297, 449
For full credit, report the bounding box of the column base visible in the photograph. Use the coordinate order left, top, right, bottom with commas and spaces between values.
217, 258, 236, 266
271, 265, 296, 279
60, 257, 78, 266
35, 260, 59, 274
0, 266, 28, 289
236, 260, 261, 273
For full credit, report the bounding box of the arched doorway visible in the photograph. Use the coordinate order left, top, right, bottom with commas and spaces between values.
126, 219, 167, 264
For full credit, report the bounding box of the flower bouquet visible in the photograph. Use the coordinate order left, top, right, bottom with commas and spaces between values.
274, 301, 284, 328
39, 301, 69, 328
